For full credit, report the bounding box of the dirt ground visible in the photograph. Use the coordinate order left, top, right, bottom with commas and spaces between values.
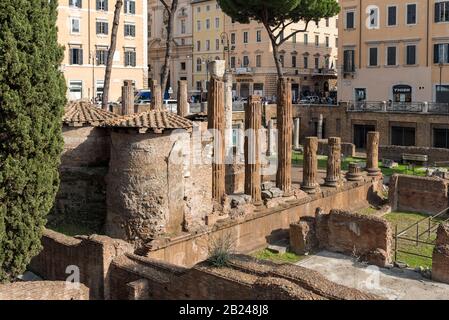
297, 251, 449, 300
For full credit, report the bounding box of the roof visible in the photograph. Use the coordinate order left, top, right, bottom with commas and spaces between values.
104, 110, 193, 134
63, 101, 119, 127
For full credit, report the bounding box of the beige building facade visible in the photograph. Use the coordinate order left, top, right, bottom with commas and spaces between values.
338, 0, 449, 103
58, 0, 148, 102
148, 0, 193, 98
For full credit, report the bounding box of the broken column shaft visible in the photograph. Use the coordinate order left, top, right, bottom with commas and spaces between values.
367, 131, 381, 177
121, 80, 134, 116
177, 80, 188, 117
151, 80, 162, 111
302, 137, 320, 194
324, 137, 342, 187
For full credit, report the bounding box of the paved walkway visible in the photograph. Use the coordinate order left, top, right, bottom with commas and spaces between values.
296, 251, 449, 300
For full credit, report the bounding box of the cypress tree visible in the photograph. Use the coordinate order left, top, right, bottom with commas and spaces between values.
0, 0, 66, 282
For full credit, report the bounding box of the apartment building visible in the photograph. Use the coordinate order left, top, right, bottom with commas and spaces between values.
58, 0, 148, 102
148, 0, 193, 98
224, 15, 339, 101
191, 0, 226, 100
338, 0, 449, 104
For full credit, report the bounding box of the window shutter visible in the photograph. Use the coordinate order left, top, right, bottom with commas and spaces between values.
69, 49, 73, 64
96, 22, 100, 34
79, 49, 83, 65
434, 44, 440, 63
132, 52, 136, 67
131, 1, 135, 14
79, 0, 82, 8
105, 0, 108, 11
435, 3, 441, 23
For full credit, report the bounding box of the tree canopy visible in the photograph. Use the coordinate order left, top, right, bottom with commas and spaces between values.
0, 0, 66, 282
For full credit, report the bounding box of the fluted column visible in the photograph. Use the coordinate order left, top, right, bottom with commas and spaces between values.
276, 78, 292, 195
177, 80, 188, 117
245, 95, 262, 204
324, 137, 342, 187
293, 117, 300, 150
346, 163, 364, 181
208, 73, 226, 203
367, 131, 381, 176
121, 80, 134, 115
150, 80, 162, 111
317, 114, 324, 139
302, 137, 320, 194
267, 119, 275, 156
224, 72, 233, 159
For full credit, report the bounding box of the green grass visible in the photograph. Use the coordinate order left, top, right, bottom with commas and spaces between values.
252, 248, 306, 264
292, 152, 431, 177
49, 222, 99, 237
385, 211, 446, 269
356, 207, 380, 215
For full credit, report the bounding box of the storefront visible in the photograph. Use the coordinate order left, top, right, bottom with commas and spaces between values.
392, 85, 412, 102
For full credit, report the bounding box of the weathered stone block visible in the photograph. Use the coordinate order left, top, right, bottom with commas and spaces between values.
290, 217, 318, 255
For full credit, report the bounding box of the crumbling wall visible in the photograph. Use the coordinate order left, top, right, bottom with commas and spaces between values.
29, 229, 133, 300
290, 210, 392, 267
432, 224, 449, 284
318, 139, 356, 158
380, 145, 449, 164
0, 281, 89, 300
50, 126, 110, 231
389, 174, 449, 215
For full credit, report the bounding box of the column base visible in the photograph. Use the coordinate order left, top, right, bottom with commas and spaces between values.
324, 179, 342, 188
301, 184, 320, 194
367, 168, 382, 177
346, 174, 364, 182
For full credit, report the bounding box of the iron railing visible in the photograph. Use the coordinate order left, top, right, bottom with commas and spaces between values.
347, 101, 449, 114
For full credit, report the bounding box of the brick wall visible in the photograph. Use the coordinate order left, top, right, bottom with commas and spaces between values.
380, 145, 449, 164
0, 281, 89, 300
389, 175, 449, 214
29, 229, 133, 300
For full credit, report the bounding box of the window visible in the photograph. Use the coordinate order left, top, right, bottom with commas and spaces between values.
434, 128, 449, 148
304, 56, 308, 69
124, 23, 135, 37
435, 1, 449, 23
292, 32, 297, 43
345, 10, 355, 29
196, 41, 201, 51
406, 45, 416, 65
69, 81, 83, 100
96, 80, 104, 100
96, 47, 108, 65
325, 18, 330, 27
369, 47, 378, 66
387, 46, 397, 66
315, 35, 319, 46
292, 55, 297, 68
325, 36, 329, 48
243, 56, 249, 67
181, 20, 186, 34
206, 40, 210, 51
180, 62, 186, 71
197, 58, 202, 72
314, 57, 319, 69
124, 48, 136, 67
280, 55, 284, 68
215, 17, 220, 29
96, 20, 108, 35
388, 6, 397, 26
335, 37, 339, 47
124, 0, 136, 14
70, 0, 82, 8
406, 4, 417, 25
206, 19, 210, 30
69, 47, 83, 65
256, 30, 262, 42
96, 0, 107, 11
243, 32, 248, 44
231, 33, 236, 45
368, 7, 379, 28
71, 17, 80, 33
436, 85, 449, 103
216, 39, 220, 50
256, 55, 262, 68
434, 43, 449, 63
197, 20, 201, 31
230, 56, 236, 69
391, 126, 416, 147
304, 34, 308, 45
343, 49, 355, 72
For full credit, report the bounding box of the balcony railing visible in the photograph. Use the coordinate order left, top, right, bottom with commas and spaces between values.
347, 101, 449, 114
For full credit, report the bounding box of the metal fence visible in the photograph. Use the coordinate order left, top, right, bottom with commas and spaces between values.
347, 101, 449, 114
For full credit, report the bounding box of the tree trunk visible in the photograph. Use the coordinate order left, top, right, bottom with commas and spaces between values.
102, 0, 123, 110
160, 0, 178, 101
271, 41, 284, 79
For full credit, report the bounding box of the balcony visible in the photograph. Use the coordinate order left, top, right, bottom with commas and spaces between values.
347, 101, 449, 114
312, 68, 338, 77
233, 67, 254, 75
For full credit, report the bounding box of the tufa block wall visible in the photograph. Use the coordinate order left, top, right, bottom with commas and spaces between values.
432, 224, 449, 285
0, 281, 89, 300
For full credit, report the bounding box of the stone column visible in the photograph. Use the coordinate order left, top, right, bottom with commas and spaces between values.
238, 122, 245, 155
276, 78, 293, 195
367, 131, 381, 176
346, 163, 364, 181
150, 80, 162, 111
207, 61, 226, 203
302, 137, 320, 194
317, 114, 324, 139
121, 80, 134, 115
224, 72, 233, 160
293, 117, 300, 150
267, 119, 275, 156
324, 137, 342, 187
177, 80, 188, 117
245, 95, 262, 204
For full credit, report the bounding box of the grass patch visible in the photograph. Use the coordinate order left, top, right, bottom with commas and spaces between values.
385, 211, 446, 269
356, 207, 380, 215
252, 248, 306, 264
292, 152, 432, 177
